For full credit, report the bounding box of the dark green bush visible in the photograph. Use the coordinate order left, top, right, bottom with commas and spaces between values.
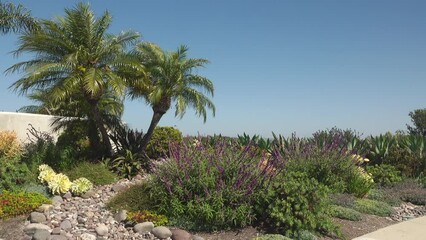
56, 121, 91, 158
65, 161, 117, 186
149, 138, 284, 231
109, 124, 145, 154
146, 126, 182, 159
386, 144, 423, 177
366, 164, 402, 187
353, 199, 394, 217
106, 182, 152, 212
21, 128, 76, 172
329, 205, 362, 221
0, 191, 51, 219
255, 171, 339, 238
0, 157, 36, 193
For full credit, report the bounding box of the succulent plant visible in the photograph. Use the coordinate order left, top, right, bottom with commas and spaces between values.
47, 173, 71, 194
70, 177, 93, 195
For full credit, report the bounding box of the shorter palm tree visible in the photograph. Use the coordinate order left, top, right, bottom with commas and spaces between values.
128, 43, 215, 150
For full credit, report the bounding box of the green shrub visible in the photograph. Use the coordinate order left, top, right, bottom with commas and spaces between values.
366, 164, 402, 187
150, 138, 283, 231
255, 171, 339, 238
65, 162, 117, 186
254, 234, 292, 240
353, 199, 394, 217
0, 157, 36, 193
127, 210, 168, 226
329, 205, 362, 221
386, 144, 422, 177
366, 188, 401, 207
285, 152, 372, 196
146, 126, 182, 159
330, 193, 356, 208
21, 131, 76, 172
106, 182, 153, 212
0, 191, 51, 219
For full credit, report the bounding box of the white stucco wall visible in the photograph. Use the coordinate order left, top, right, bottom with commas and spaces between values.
0, 112, 60, 143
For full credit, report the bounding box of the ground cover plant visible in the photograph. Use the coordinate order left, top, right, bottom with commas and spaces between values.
0, 191, 51, 219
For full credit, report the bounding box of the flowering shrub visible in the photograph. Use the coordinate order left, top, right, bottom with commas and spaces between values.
38, 164, 92, 195
0, 191, 51, 219
150, 137, 285, 231
70, 178, 93, 195
0, 130, 22, 160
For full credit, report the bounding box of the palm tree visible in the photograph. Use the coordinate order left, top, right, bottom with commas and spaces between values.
0, 1, 38, 34
128, 43, 215, 150
7, 3, 140, 157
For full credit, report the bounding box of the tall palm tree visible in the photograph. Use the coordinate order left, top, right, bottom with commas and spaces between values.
128, 43, 215, 150
0, 1, 38, 34
7, 3, 140, 157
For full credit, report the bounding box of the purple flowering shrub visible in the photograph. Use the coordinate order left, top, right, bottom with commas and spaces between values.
149, 136, 285, 231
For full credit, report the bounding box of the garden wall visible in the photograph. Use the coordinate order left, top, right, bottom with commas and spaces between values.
0, 112, 60, 143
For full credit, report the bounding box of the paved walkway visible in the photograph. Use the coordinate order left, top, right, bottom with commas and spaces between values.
353, 216, 426, 240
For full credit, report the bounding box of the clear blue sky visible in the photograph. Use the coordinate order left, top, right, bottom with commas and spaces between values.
1, 0, 425, 137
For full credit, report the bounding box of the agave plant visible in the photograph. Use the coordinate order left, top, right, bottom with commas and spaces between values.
110, 150, 146, 179
367, 134, 396, 165
109, 125, 145, 154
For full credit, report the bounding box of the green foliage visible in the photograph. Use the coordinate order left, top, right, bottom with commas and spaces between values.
345, 167, 374, 198
365, 188, 401, 207
146, 126, 183, 159
149, 138, 281, 231
0, 191, 51, 219
109, 150, 148, 179
330, 193, 356, 208
56, 121, 91, 158
21, 127, 76, 172
386, 144, 421, 177
366, 164, 402, 187
18, 183, 51, 198
367, 134, 395, 165
285, 152, 370, 195
65, 162, 117, 186
237, 133, 272, 153
107, 182, 153, 212
110, 125, 145, 154
407, 108, 426, 137
127, 210, 168, 226
329, 205, 362, 221
353, 199, 394, 217
0, 157, 35, 193
255, 171, 339, 238
253, 234, 292, 240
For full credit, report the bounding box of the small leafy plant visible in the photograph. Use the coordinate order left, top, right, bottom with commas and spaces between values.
65, 161, 117, 186
127, 210, 168, 226
353, 199, 394, 217
366, 164, 402, 187
0, 191, 51, 219
329, 205, 362, 221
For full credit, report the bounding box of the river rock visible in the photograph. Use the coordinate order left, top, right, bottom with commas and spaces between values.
152, 226, 172, 239
133, 222, 154, 233
59, 219, 72, 230
30, 212, 46, 223
171, 228, 192, 240
23, 223, 51, 235
95, 223, 109, 236
32, 229, 50, 240
80, 233, 96, 240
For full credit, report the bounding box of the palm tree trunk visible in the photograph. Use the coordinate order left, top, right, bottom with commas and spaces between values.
141, 110, 164, 152
89, 100, 113, 157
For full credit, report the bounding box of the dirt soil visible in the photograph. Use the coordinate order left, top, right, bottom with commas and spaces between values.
0, 213, 395, 240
